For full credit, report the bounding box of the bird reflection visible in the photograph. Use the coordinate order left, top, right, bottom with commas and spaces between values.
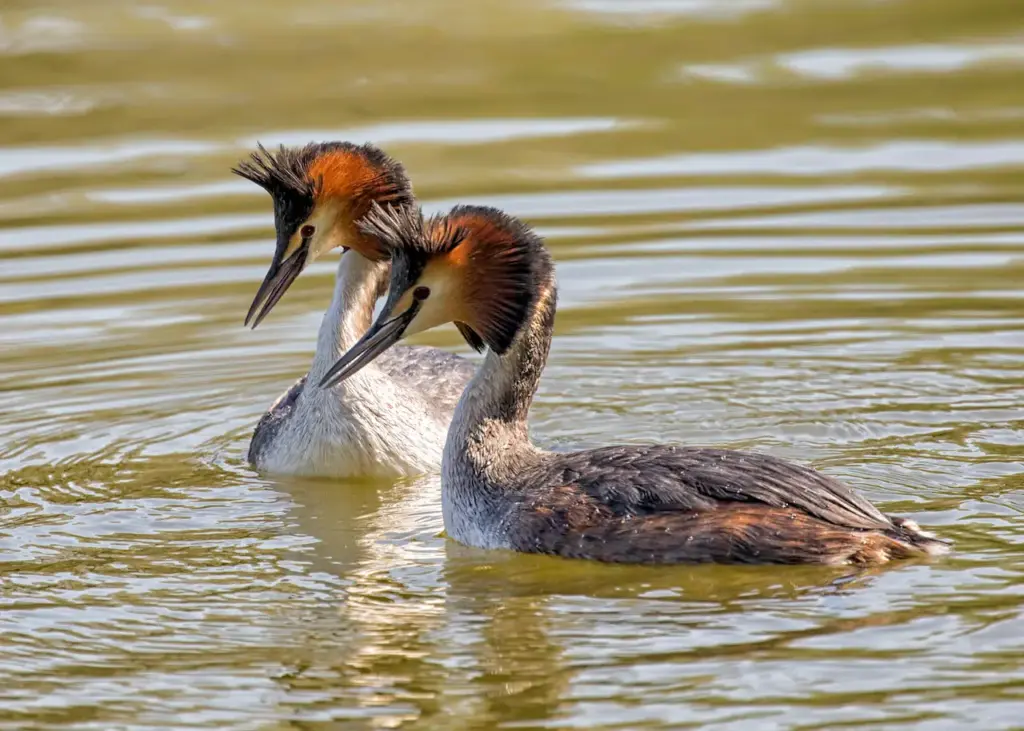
269, 473, 889, 725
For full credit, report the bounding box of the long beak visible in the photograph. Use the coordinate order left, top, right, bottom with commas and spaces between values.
319, 300, 422, 388
244, 244, 308, 329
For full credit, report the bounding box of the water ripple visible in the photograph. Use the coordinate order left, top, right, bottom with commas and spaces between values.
1, 0, 1023, 728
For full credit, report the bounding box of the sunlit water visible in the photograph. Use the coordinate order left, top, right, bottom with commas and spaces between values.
1, 0, 1023, 728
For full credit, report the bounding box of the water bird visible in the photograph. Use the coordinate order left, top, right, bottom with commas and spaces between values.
232, 142, 475, 478
318, 204, 950, 564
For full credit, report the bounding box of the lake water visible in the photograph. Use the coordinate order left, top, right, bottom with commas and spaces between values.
1, 0, 1023, 728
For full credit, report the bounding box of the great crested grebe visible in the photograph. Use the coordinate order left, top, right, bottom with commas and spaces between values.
232, 142, 475, 478
318, 203, 951, 564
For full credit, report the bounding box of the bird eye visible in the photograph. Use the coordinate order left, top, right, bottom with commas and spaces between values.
413, 286, 430, 301
300, 224, 315, 238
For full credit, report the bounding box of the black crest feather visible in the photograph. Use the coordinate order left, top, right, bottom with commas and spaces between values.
231, 142, 320, 199
357, 202, 431, 250
233, 141, 414, 261
232, 140, 413, 210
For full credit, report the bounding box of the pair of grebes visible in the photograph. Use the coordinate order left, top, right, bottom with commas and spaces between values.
234, 141, 949, 566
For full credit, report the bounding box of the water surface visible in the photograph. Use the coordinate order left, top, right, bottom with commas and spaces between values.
1, 0, 1023, 728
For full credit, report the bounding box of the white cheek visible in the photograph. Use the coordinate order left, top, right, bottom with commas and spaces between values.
413, 300, 455, 333
405, 270, 461, 336
308, 204, 347, 260
310, 234, 334, 261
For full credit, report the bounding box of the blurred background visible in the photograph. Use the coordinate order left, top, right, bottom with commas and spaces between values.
1, 0, 1023, 728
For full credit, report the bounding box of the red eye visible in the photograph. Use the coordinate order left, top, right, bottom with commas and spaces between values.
300, 224, 315, 238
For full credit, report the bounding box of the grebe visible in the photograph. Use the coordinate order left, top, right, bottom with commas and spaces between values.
232, 142, 475, 478
318, 204, 951, 565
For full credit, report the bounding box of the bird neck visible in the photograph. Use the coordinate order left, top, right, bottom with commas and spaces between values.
307, 252, 388, 385
449, 275, 557, 464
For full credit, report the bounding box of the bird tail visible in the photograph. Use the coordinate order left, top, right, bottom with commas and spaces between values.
884, 517, 952, 559
843, 517, 950, 565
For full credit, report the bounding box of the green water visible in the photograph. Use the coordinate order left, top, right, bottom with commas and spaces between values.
1, 0, 1023, 728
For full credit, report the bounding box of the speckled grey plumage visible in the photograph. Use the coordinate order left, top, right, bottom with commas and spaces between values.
248, 344, 473, 467
248, 375, 308, 466
377, 344, 477, 406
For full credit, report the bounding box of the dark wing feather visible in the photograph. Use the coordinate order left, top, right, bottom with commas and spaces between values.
521, 445, 891, 531
249, 375, 307, 465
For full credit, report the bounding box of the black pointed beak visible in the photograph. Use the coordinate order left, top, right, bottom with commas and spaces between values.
245, 242, 309, 329
319, 299, 422, 388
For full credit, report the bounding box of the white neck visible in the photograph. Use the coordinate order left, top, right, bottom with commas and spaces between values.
444, 279, 556, 483
439, 279, 556, 548
306, 252, 388, 386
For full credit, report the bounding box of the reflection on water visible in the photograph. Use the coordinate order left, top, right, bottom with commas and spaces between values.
682, 40, 1024, 84
1, 0, 1023, 728
580, 140, 1024, 176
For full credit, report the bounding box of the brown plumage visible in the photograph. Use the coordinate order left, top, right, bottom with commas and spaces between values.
518, 499, 934, 565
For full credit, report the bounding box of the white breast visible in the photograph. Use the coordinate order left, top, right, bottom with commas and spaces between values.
254, 371, 449, 479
